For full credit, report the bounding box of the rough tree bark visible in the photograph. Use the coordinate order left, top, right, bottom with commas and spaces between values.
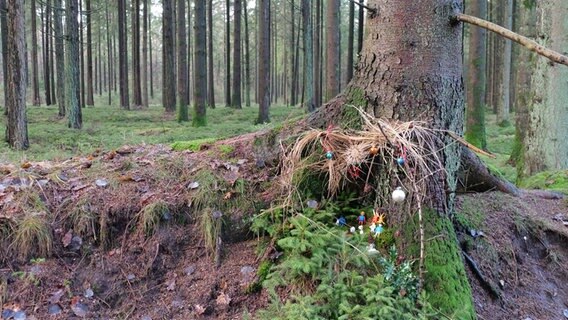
496, 0, 513, 126
5, 0, 29, 149
66, 0, 81, 128
176, 0, 188, 121
54, 0, 65, 116
464, 0, 487, 149
305, 0, 475, 317
301, 0, 314, 112
231, 0, 242, 109
118, 0, 129, 109
86, 0, 94, 106
142, 0, 149, 107
257, 0, 270, 124
207, 0, 215, 108
225, 0, 231, 107
517, 0, 568, 177
31, 0, 40, 106
162, 0, 176, 112
243, 0, 251, 107
346, 0, 354, 84
193, 0, 207, 127
325, 0, 340, 102
132, 0, 142, 107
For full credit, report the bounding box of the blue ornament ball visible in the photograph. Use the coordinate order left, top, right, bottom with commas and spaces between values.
396, 157, 405, 165
326, 151, 333, 160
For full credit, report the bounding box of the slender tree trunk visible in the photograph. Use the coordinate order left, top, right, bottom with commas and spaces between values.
225, 0, 231, 107
118, 0, 129, 109
85, 0, 94, 105
142, 0, 149, 107
231, 0, 242, 108
66, 0, 82, 128
79, 0, 85, 108
97, 16, 102, 96
162, 0, 176, 112
464, 0, 487, 149
49, 1, 56, 104
44, 0, 52, 105
289, 0, 296, 106
346, 0, 355, 84
187, 0, 192, 103
54, 0, 65, 116
31, 0, 40, 105
314, 0, 321, 109
496, 0, 513, 126
207, 0, 215, 108
132, 0, 142, 107
149, 7, 154, 99
357, 0, 364, 53
176, 0, 188, 120
302, 0, 314, 112
243, 0, 251, 107
5, 0, 28, 149
325, 0, 340, 102
193, 0, 207, 126
257, 0, 270, 123
0, 0, 7, 113
106, 1, 112, 105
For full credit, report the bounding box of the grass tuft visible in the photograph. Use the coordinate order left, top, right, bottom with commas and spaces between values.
13, 212, 53, 259
138, 200, 170, 236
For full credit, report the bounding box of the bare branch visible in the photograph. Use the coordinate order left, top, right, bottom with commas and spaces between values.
455, 13, 568, 67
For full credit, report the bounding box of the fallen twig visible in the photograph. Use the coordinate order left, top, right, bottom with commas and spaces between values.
462, 251, 501, 299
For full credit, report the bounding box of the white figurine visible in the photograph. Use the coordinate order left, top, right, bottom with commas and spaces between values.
392, 187, 406, 203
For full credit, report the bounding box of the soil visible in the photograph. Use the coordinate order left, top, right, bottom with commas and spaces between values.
1, 142, 567, 319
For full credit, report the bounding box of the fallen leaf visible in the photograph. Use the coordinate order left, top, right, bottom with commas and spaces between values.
62, 230, 73, 248
187, 181, 199, 189
216, 292, 231, 306
21, 162, 31, 169
223, 192, 233, 200
194, 304, 206, 315
166, 279, 176, 291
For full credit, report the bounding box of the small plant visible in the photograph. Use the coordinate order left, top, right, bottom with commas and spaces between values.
137, 200, 170, 236
12, 212, 52, 259
378, 245, 420, 301
11, 270, 40, 286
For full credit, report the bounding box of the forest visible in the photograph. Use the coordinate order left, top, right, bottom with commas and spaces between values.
0, 0, 567, 319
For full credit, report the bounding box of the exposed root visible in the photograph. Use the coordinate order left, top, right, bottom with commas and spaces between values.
462, 251, 502, 300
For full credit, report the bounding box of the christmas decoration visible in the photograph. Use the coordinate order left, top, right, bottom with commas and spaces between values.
392, 187, 406, 203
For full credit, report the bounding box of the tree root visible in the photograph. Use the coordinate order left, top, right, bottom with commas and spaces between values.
457, 146, 521, 196
462, 251, 502, 300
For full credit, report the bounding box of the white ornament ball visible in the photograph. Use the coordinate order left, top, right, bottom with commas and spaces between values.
349, 226, 356, 233
392, 187, 406, 203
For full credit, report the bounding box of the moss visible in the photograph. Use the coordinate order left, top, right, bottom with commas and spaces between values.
246, 260, 272, 293
375, 227, 395, 249
402, 210, 476, 320
217, 144, 235, 155
171, 138, 216, 151
455, 198, 485, 231
518, 170, 568, 194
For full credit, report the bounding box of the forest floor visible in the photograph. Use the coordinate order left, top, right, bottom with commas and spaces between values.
1, 109, 567, 319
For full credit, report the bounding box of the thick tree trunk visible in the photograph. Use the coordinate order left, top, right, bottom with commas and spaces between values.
176, 0, 188, 121
345, 0, 354, 84
325, 0, 340, 102
193, 0, 207, 126
207, 0, 215, 108
43, 0, 52, 106
66, 0, 82, 128
224, 0, 231, 107
518, 0, 568, 178
314, 0, 322, 110
257, 0, 270, 124
132, 0, 142, 107
464, 0, 487, 149
162, 0, 176, 112
289, 0, 297, 106
307, 0, 474, 317
231, 0, 242, 108
243, 0, 250, 107
118, 0, 129, 109
31, 0, 40, 106
54, 0, 65, 116
5, 0, 28, 149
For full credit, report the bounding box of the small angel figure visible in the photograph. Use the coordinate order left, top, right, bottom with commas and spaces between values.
358, 225, 364, 235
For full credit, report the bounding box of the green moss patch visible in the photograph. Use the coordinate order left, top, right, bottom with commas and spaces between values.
519, 170, 568, 194
171, 138, 216, 151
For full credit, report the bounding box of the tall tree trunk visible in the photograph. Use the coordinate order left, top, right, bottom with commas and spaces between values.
207, 0, 215, 108
66, 0, 82, 128
118, 0, 129, 109
464, 0, 487, 149
148, 7, 154, 99
345, 0, 354, 84
30, 0, 40, 105
325, 0, 340, 102
43, 0, 52, 105
85, 0, 94, 105
132, 0, 142, 107
517, 0, 568, 177
243, 0, 251, 107
496, 0, 513, 126
308, 0, 474, 316
0, 0, 7, 113
49, 0, 56, 104
357, 0, 364, 53
225, 0, 231, 107
231, 0, 242, 108
288, 0, 296, 106
187, 0, 192, 103
5, 0, 28, 149
193, 0, 207, 126
301, 0, 314, 112
106, 1, 112, 105
314, 0, 321, 109
54, 0, 65, 116
142, 0, 149, 107
257, 0, 270, 123
79, 0, 85, 108
176, 0, 188, 120
162, 0, 176, 112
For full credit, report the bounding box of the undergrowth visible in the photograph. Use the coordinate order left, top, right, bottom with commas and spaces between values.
252, 202, 435, 319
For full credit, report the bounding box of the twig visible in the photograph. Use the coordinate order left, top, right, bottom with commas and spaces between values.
415, 191, 425, 290
446, 130, 495, 158
348, 0, 377, 15
455, 13, 568, 67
